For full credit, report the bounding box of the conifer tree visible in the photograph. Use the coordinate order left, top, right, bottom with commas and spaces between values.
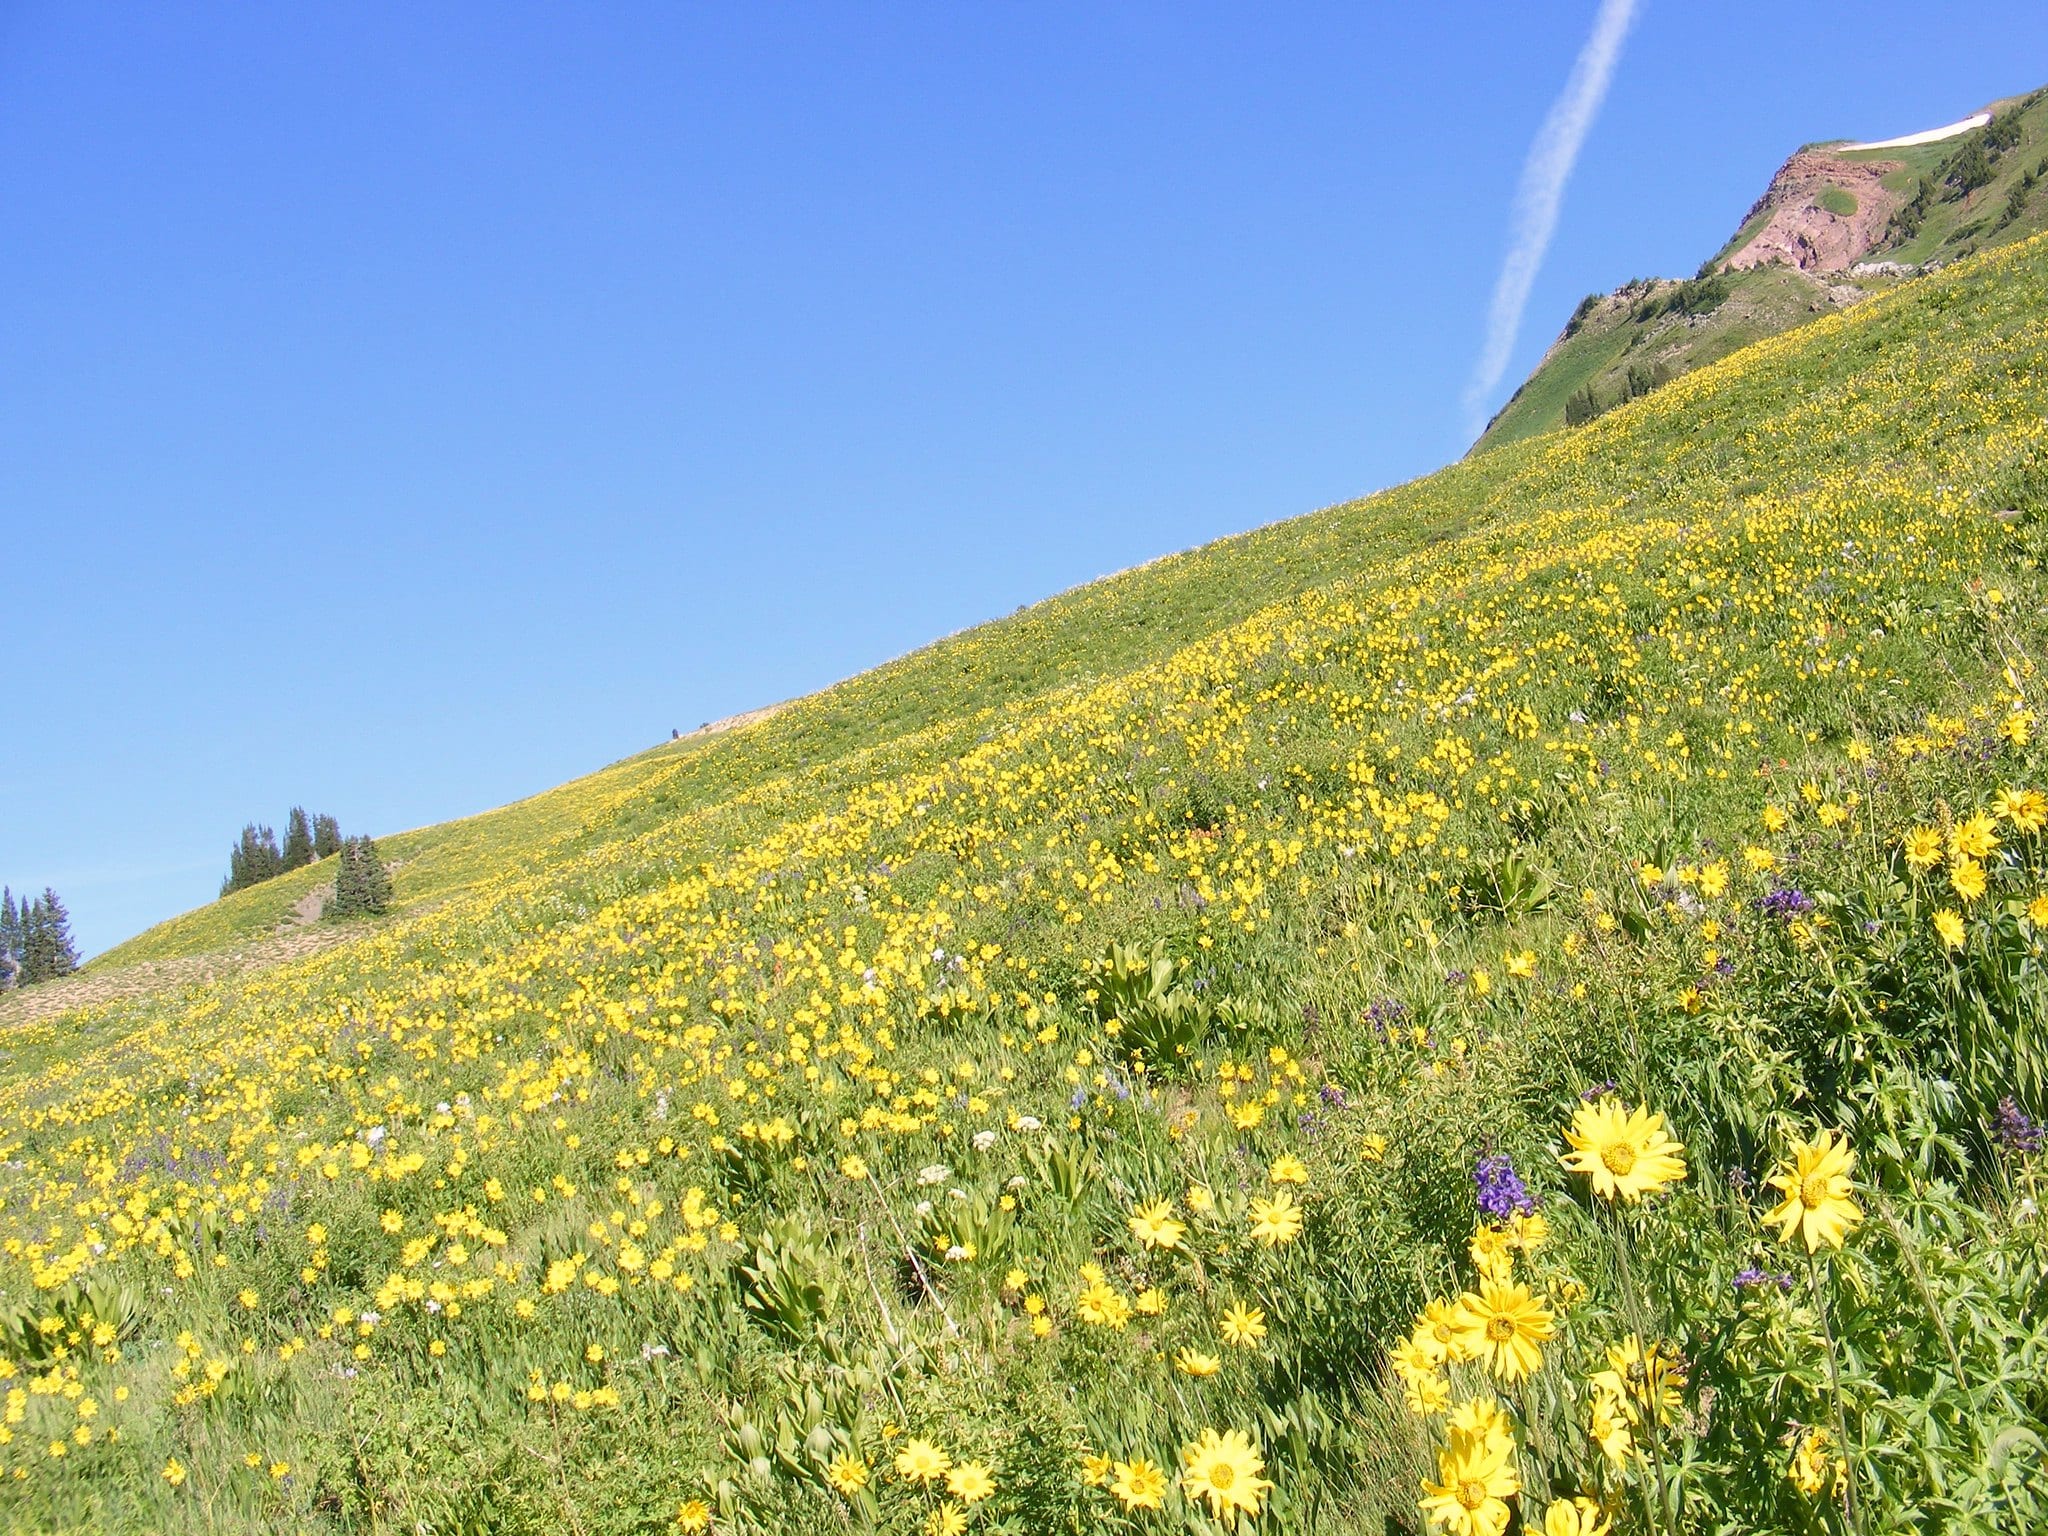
282, 807, 314, 872
328, 837, 393, 919
16, 897, 47, 985
14, 890, 78, 986
37, 889, 78, 979
222, 823, 284, 895
312, 814, 341, 860
0, 888, 18, 989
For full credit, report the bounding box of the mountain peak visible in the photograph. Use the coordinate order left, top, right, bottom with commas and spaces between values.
1474, 88, 2048, 452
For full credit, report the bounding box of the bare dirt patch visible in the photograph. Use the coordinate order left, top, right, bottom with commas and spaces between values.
0, 925, 361, 1030
1725, 150, 1906, 274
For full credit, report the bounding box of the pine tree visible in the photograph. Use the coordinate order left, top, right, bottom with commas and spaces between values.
37, 889, 78, 980
15, 892, 76, 986
327, 837, 393, 919
0, 888, 19, 989
222, 823, 285, 895
313, 814, 342, 861
17, 897, 49, 986
282, 807, 314, 872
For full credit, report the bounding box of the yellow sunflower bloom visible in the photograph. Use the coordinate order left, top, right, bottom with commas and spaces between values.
1176, 1347, 1222, 1377
1468, 1224, 1515, 1283
1995, 786, 2048, 832
1268, 1154, 1309, 1185
825, 1453, 869, 1495
1412, 1296, 1474, 1365
1590, 1336, 1685, 1426
1450, 1281, 1555, 1382
946, 1462, 995, 1503
1418, 1409, 1521, 1536
1403, 1365, 1450, 1416
1219, 1301, 1267, 1347
1787, 1426, 1833, 1496
1762, 1127, 1863, 1252
1559, 1100, 1688, 1202
1111, 1458, 1168, 1511
1445, 1395, 1515, 1459
1933, 908, 1966, 949
1901, 827, 1944, 869
1950, 812, 2000, 860
1128, 1199, 1186, 1251
1178, 1427, 1272, 1521
1542, 1496, 1612, 1536
894, 1439, 951, 1483
1076, 1280, 1132, 1329
1589, 1389, 1634, 1466
1248, 1191, 1304, 1246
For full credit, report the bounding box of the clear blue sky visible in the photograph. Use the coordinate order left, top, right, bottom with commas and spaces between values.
5, 2, 2046, 957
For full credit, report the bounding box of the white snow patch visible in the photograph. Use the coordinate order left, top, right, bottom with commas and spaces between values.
1837, 113, 1990, 153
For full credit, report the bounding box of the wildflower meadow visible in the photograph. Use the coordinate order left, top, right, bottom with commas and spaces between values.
6, 236, 2048, 1533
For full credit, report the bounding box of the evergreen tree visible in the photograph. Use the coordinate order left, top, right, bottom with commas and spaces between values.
328, 837, 393, 919
17, 897, 48, 985
37, 890, 78, 980
281, 807, 314, 871
313, 813, 342, 860
0, 888, 18, 989
222, 823, 284, 895
14, 891, 77, 986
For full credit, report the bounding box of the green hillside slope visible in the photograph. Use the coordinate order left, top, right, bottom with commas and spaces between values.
1477, 87, 2048, 453
5, 236, 2048, 1534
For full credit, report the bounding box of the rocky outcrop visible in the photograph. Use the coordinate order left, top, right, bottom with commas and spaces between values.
1724, 149, 1905, 274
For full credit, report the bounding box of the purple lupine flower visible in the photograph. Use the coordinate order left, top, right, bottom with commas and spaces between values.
1996, 1096, 2045, 1155
1319, 1084, 1349, 1109
1734, 1267, 1793, 1293
1756, 887, 1815, 920
1580, 1079, 1618, 1102
1474, 1154, 1537, 1219
1363, 998, 1408, 1040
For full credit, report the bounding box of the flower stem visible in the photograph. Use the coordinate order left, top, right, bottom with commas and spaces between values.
1807, 1252, 1866, 1536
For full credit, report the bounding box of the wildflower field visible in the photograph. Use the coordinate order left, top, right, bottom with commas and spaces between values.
10, 234, 2048, 1535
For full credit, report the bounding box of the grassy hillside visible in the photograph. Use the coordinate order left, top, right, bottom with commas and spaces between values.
6, 235, 2048, 1534
1476, 88, 2048, 453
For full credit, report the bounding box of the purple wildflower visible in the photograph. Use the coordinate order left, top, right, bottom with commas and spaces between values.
1363, 998, 1409, 1039
1474, 1154, 1537, 1219
1756, 887, 1815, 920
1996, 1096, 2044, 1155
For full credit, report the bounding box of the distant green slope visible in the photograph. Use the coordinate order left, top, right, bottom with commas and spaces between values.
1476, 86, 2048, 453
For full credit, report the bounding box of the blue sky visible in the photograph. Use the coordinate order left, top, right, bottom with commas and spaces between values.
5, 2, 2046, 957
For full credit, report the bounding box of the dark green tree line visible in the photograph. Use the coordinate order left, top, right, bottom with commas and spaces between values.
220, 805, 348, 895
0, 886, 80, 989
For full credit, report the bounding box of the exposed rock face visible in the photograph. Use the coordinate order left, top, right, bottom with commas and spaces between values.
1724, 150, 1904, 273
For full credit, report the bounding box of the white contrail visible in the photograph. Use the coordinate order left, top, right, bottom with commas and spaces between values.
1463, 0, 1641, 440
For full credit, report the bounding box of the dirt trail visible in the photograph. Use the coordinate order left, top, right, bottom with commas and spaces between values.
682, 702, 789, 739
0, 925, 359, 1030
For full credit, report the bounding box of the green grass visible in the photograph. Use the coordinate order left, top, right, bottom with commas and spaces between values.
6, 232, 2048, 1533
